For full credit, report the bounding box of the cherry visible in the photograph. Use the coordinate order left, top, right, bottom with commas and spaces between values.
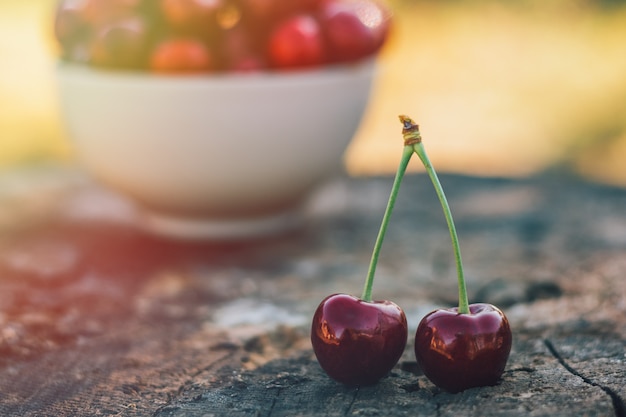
311, 113, 412, 386
398, 115, 513, 393
54, 0, 92, 56
89, 17, 151, 69
149, 38, 214, 73
319, 0, 392, 63
311, 294, 407, 386
218, 24, 266, 72
414, 304, 512, 393
267, 14, 326, 69
234, 0, 323, 52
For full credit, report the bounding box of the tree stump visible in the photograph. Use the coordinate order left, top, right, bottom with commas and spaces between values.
0, 167, 624, 416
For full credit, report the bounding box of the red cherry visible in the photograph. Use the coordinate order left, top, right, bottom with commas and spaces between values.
219, 25, 266, 72
149, 38, 214, 73
311, 293, 408, 386
267, 14, 326, 69
319, 0, 391, 62
414, 303, 512, 393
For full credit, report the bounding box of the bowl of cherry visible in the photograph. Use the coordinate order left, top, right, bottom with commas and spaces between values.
54, 0, 392, 239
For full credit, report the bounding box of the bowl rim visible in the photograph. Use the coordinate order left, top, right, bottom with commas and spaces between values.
56, 58, 377, 82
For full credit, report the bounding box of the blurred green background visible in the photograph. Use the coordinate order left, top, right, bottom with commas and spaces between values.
2, 0, 626, 185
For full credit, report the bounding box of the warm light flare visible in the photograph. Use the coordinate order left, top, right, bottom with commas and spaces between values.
0, 0, 71, 167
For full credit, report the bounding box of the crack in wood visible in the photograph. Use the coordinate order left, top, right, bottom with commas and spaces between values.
544, 339, 625, 417
266, 389, 280, 417
504, 366, 535, 374
343, 387, 359, 416
151, 349, 239, 417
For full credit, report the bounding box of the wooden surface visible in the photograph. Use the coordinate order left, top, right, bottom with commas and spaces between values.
0, 166, 625, 417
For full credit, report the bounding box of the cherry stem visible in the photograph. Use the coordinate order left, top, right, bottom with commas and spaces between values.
361, 145, 414, 302
399, 115, 470, 315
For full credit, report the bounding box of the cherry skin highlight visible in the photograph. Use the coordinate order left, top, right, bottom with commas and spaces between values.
268, 14, 326, 69
311, 293, 408, 386
414, 303, 512, 393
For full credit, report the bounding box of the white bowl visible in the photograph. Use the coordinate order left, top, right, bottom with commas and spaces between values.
56, 61, 375, 239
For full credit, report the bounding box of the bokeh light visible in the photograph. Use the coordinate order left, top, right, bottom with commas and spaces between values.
2, 0, 626, 186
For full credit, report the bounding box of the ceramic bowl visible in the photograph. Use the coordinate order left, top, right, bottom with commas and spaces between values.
56, 60, 375, 239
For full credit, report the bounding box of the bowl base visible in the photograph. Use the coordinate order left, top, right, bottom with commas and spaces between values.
140, 208, 303, 240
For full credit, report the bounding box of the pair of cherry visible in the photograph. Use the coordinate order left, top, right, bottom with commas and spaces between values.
311, 116, 512, 393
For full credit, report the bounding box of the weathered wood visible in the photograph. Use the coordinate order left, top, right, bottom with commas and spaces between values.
153, 324, 624, 417
0, 167, 625, 416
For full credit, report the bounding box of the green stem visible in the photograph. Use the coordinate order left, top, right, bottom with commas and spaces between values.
361, 145, 414, 302
399, 115, 469, 314
413, 142, 469, 314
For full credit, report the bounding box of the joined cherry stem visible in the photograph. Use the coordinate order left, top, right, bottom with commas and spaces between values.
400, 115, 470, 315
361, 116, 470, 314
